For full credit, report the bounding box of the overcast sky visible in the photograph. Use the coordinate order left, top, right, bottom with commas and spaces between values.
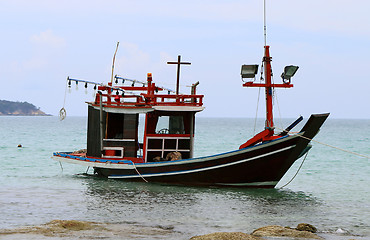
1, 0, 369, 119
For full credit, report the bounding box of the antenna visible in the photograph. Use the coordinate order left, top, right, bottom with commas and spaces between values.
111, 41, 120, 84
264, 0, 267, 46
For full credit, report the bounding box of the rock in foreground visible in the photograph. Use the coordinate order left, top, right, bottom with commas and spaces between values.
296, 223, 318, 233
190, 232, 263, 240
252, 225, 322, 239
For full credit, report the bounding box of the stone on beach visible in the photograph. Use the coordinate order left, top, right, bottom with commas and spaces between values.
296, 223, 318, 233
252, 225, 322, 239
0, 220, 175, 239
0, 220, 104, 237
190, 232, 263, 240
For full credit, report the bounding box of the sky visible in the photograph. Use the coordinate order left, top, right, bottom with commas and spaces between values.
1, 0, 370, 119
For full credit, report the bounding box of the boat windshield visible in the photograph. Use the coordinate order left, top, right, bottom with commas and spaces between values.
155, 116, 185, 134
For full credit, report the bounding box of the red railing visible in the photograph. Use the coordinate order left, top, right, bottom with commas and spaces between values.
92, 76, 203, 108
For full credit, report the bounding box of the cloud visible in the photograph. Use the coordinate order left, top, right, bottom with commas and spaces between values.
30, 30, 66, 48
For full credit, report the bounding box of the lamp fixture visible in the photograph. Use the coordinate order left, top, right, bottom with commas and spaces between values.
241, 64, 259, 79
281, 65, 299, 83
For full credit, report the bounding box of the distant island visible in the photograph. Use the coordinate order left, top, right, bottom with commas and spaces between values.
0, 100, 49, 116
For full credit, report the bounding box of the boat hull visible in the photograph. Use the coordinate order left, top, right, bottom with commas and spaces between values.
96, 136, 301, 188
53, 113, 329, 188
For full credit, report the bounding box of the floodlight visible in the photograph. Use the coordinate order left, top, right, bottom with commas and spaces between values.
241, 64, 259, 79
281, 65, 299, 82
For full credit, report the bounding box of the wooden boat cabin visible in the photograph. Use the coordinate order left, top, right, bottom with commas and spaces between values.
85, 73, 204, 163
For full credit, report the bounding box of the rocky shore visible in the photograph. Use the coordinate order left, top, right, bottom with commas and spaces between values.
0, 220, 365, 240
191, 224, 321, 240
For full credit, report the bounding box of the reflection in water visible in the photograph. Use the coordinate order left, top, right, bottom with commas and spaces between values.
80, 176, 322, 238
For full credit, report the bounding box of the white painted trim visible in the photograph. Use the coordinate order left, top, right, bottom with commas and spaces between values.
102, 147, 124, 158
146, 136, 190, 139
90, 104, 154, 114
153, 106, 205, 112
103, 138, 135, 142
147, 149, 190, 152
108, 145, 295, 179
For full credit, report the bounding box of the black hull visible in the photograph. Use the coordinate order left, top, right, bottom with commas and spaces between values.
53, 113, 328, 188
92, 114, 329, 188
95, 140, 300, 188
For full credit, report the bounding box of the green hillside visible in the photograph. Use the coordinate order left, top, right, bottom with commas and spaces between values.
0, 100, 49, 116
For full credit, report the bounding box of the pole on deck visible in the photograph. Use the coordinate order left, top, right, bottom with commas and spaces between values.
189, 112, 194, 159
99, 92, 104, 155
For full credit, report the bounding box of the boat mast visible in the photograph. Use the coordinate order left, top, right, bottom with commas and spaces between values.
263, 46, 274, 131
242, 0, 294, 140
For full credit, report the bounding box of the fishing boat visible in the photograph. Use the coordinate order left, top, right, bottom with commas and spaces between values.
53, 9, 329, 188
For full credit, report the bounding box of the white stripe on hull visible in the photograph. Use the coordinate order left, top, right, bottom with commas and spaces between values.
108, 145, 295, 179
53, 134, 302, 170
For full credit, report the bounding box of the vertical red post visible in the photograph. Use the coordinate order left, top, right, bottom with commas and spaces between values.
147, 73, 153, 95
264, 46, 274, 133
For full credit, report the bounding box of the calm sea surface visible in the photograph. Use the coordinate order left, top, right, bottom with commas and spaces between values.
0, 116, 369, 239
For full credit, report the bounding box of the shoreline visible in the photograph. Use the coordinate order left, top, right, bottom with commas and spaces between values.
0, 220, 368, 240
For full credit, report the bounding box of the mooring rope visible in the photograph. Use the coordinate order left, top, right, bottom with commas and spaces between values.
277, 127, 370, 159
279, 151, 309, 189
278, 127, 369, 188
58, 161, 64, 172
253, 87, 261, 135
131, 161, 148, 183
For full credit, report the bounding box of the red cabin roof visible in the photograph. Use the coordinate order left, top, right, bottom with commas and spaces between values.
88, 74, 204, 114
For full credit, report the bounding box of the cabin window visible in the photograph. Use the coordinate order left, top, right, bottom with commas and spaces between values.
106, 113, 123, 139
155, 115, 184, 134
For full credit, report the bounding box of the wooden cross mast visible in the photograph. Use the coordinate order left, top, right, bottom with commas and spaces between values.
167, 55, 191, 95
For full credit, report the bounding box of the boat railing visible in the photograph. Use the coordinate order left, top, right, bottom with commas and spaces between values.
145, 134, 191, 161
93, 91, 203, 108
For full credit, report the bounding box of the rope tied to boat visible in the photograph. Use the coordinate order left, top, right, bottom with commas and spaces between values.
279, 151, 309, 189
130, 161, 148, 183
276, 127, 370, 159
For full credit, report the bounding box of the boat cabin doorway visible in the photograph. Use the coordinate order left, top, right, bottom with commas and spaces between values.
144, 111, 194, 162
87, 106, 139, 159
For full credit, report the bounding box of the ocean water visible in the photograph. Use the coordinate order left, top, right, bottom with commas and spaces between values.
0, 116, 369, 239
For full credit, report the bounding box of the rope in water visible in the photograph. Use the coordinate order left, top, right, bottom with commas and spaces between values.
278, 126, 370, 188
58, 161, 64, 172
131, 161, 148, 183
279, 151, 309, 189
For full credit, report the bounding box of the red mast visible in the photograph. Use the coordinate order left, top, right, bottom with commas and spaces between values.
243, 46, 293, 134
239, 46, 294, 149
264, 45, 274, 131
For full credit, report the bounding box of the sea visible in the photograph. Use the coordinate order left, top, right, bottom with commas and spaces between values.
0, 116, 369, 239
